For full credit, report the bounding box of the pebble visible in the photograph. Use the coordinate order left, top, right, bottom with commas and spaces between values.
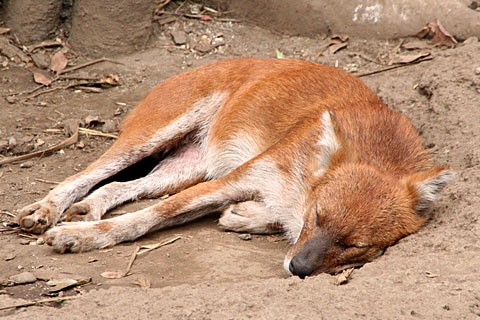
20, 160, 34, 168
238, 233, 252, 241
4, 253, 16, 261
9, 271, 37, 285
475, 67, 480, 75
170, 30, 188, 45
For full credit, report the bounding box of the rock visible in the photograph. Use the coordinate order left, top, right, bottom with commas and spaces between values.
238, 233, 252, 241
170, 30, 188, 45
101, 119, 117, 133
475, 67, 480, 75
20, 161, 34, 168
9, 271, 37, 285
31, 52, 51, 69
4, 253, 16, 261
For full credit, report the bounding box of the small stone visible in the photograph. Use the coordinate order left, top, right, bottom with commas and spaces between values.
4, 253, 16, 261
37, 237, 45, 245
238, 233, 252, 241
101, 120, 117, 133
475, 67, 480, 75
30, 52, 50, 69
8, 136, 16, 147
20, 161, 34, 168
9, 271, 37, 284
20, 239, 30, 245
5, 95, 16, 104
170, 30, 188, 45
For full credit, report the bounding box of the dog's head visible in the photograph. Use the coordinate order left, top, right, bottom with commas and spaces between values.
284, 111, 453, 278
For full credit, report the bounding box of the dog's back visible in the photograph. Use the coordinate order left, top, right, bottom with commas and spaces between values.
17, 59, 452, 277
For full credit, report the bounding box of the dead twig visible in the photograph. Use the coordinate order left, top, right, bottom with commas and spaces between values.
34, 178, 61, 185
0, 211, 16, 218
0, 295, 81, 311
45, 128, 118, 139
6, 84, 47, 98
0, 129, 78, 166
21, 84, 74, 101
357, 57, 433, 77
80, 128, 118, 139
137, 235, 182, 255
157, 0, 172, 11
124, 246, 140, 276
61, 57, 123, 75
58, 75, 103, 81
18, 233, 38, 239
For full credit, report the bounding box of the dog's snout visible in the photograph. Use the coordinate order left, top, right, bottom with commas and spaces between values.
289, 256, 314, 279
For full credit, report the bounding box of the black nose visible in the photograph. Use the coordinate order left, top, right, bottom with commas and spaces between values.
289, 256, 314, 279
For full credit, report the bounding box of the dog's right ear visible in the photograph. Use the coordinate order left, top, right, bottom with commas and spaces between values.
313, 111, 342, 177
405, 166, 455, 214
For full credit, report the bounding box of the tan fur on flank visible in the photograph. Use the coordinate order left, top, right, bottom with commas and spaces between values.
17, 59, 453, 277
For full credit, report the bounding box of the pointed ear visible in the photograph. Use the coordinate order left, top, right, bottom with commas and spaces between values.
406, 166, 455, 214
314, 111, 341, 177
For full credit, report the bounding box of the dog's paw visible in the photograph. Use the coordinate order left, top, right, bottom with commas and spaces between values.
62, 202, 101, 222
18, 201, 58, 234
44, 221, 116, 253
219, 201, 280, 234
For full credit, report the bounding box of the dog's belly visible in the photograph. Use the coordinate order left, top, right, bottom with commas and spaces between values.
204, 131, 262, 180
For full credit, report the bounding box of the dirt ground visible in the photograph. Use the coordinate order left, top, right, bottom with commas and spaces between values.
1, 14, 480, 320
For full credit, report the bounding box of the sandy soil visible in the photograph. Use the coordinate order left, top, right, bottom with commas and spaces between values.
1, 18, 479, 319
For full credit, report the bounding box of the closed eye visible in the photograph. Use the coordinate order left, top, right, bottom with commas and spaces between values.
335, 240, 370, 249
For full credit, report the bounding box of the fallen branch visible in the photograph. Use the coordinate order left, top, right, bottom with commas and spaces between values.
357, 57, 433, 77
0, 129, 78, 167
0, 295, 81, 311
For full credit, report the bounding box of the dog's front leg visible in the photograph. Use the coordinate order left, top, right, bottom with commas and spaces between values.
44, 175, 252, 253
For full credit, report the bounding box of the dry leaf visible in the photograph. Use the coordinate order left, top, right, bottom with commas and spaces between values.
134, 275, 151, 289
432, 20, 458, 47
334, 268, 354, 285
32, 70, 53, 86
388, 52, 431, 65
325, 42, 348, 55
329, 34, 349, 44
98, 74, 120, 87
46, 277, 91, 292
275, 49, 285, 59
416, 20, 457, 47
100, 271, 125, 279
84, 115, 102, 127
401, 40, 431, 50
50, 50, 68, 74
63, 119, 80, 137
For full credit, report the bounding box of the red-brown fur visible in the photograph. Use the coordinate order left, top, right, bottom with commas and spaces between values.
17, 59, 452, 277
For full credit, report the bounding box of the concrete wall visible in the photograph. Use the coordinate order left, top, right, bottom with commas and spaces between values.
209, 0, 480, 39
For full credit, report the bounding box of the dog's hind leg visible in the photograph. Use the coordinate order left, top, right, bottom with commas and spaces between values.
17, 92, 227, 234
62, 143, 207, 222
